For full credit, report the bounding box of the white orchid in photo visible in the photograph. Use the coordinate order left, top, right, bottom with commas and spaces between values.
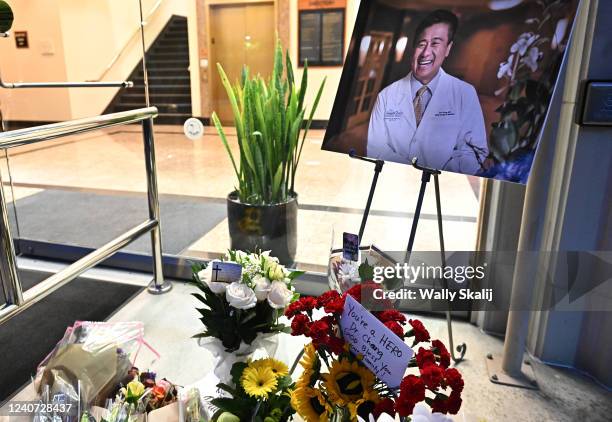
551, 18, 569, 50
521, 45, 543, 72
510, 32, 539, 56
338, 259, 360, 281
497, 54, 515, 79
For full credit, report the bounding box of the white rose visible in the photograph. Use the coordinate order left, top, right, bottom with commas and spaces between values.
197, 261, 228, 294
267, 281, 293, 309
226, 282, 257, 309
253, 275, 271, 301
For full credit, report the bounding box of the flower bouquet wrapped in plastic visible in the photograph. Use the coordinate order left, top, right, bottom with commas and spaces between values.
191, 250, 303, 381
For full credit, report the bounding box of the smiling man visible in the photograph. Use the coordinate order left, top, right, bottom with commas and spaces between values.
367, 9, 488, 174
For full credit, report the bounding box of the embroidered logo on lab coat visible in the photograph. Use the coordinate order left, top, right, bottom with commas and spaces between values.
384, 110, 403, 121
434, 110, 456, 117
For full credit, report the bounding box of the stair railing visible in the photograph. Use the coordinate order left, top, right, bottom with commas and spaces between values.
0, 107, 172, 325
0, 32, 132, 89
94, 0, 165, 84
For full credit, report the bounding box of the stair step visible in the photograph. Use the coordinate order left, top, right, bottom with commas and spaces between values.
146, 52, 189, 61
147, 85, 191, 94
162, 32, 188, 39
155, 40, 188, 48
139, 68, 190, 77
153, 46, 189, 54
133, 76, 190, 86
122, 93, 191, 103
146, 61, 189, 70
155, 113, 193, 125
117, 103, 192, 114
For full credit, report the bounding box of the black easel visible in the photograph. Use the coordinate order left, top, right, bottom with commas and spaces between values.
406, 157, 466, 363
350, 152, 466, 364
349, 149, 384, 241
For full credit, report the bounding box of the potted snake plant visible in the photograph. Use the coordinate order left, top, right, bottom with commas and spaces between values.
211, 40, 325, 265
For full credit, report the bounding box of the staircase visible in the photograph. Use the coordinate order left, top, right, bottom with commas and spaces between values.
106, 16, 192, 125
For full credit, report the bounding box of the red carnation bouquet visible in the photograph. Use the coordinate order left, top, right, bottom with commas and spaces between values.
286, 281, 464, 421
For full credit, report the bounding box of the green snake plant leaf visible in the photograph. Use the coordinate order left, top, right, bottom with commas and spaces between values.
211, 112, 240, 182
216, 63, 244, 141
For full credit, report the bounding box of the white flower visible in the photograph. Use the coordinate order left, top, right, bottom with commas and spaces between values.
411, 403, 454, 422
267, 281, 293, 309
510, 32, 538, 56
521, 46, 541, 72
252, 275, 271, 301
552, 18, 569, 50
225, 282, 257, 309
197, 260, 229, 294
357, 413, 395, 422
267, 262, 286, 281
497, 54, 514, 79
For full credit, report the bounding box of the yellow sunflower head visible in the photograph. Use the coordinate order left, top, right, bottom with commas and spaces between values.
348, 391, 381, 421
300, 343, 318, 372
241, 366, 278, 398
250, 358, 289, 378
291, 385, 332, 422
322, 359, 376, 406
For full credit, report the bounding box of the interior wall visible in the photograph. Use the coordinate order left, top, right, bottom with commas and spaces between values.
0, 0, 189, 122
0, 1, 72, 122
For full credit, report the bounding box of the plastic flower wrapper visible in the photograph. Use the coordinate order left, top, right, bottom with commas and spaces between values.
34, 321, 159, 407
179, 387, 208, 422
189, 250, 303, 353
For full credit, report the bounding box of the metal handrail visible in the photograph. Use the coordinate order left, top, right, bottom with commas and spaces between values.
0, 32, 132, 88
0, 107, 157, 149
0, 107, 171, 325
94, 0, 164, 83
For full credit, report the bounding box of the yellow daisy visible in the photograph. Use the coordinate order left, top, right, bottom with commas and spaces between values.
241, 366, 278, 398
250, 358, 289, 378
291, 385, 332, 422
322, 359, 376, 407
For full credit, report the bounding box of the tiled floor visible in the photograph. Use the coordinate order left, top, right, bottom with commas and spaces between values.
3, 259, 611, 422
1, 124, 480, 271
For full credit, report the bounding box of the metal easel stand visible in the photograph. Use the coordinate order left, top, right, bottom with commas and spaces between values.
349, 150, 384, 241
406, 157, 466, 364
349, 151, 466, 363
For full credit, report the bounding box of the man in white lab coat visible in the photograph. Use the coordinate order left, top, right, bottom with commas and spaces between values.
367, 10, 488, 175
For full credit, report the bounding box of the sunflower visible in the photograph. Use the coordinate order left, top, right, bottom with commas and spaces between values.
322, 359, 376, 406
241, 366, 278, 398
300, 343, 318, 372
291, 385, 332, 422
296, 343, 320, 389
348, 389, 380, 420
250, 358, 289, 377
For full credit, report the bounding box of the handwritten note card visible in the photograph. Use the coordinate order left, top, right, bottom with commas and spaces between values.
340, 295, 413, 388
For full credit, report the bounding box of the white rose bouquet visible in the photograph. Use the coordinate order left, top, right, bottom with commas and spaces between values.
191, 250, 303, 352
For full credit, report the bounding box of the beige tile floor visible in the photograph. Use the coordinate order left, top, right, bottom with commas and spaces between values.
3, 259, 611, 422
1, 124, 481, 270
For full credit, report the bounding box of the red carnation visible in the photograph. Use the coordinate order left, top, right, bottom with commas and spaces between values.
395, 396, 416, 417
420, 364, 445, 389
374, 398, 395, 418
384, 321, 405, 338
323, 335, 345, 355
408, 319, 430, 343
445, 368, 464, 393
430, 395, 447, 414
309, 319, 330, 342
317, 290, 341, 307
301, 296, 318, 311
284, 301, 303, 318
290, 313, 310, 336
377, 309, 407, 324
432, 339, 451, 368
324, 297, 345, 315
446, 390, 462, 414
415, 347, 436, 369
346, 283, 363, 301
399, 375, 425, 403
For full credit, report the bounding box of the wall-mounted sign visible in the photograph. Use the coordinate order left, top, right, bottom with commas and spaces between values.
298, 0, 345, 67
14, 30, 28, 48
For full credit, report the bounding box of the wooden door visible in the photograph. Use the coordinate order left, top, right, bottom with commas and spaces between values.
210, 2, 275, 124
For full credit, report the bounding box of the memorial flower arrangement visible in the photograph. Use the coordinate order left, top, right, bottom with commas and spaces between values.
191, 250, 303, 352
208, 357, 296, 421
286, 283, 464, 421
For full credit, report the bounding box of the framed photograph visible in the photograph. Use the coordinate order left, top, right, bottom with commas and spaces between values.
322, 0, 580, 183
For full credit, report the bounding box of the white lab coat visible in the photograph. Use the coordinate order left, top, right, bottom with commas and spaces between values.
367, 69, 488, 175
